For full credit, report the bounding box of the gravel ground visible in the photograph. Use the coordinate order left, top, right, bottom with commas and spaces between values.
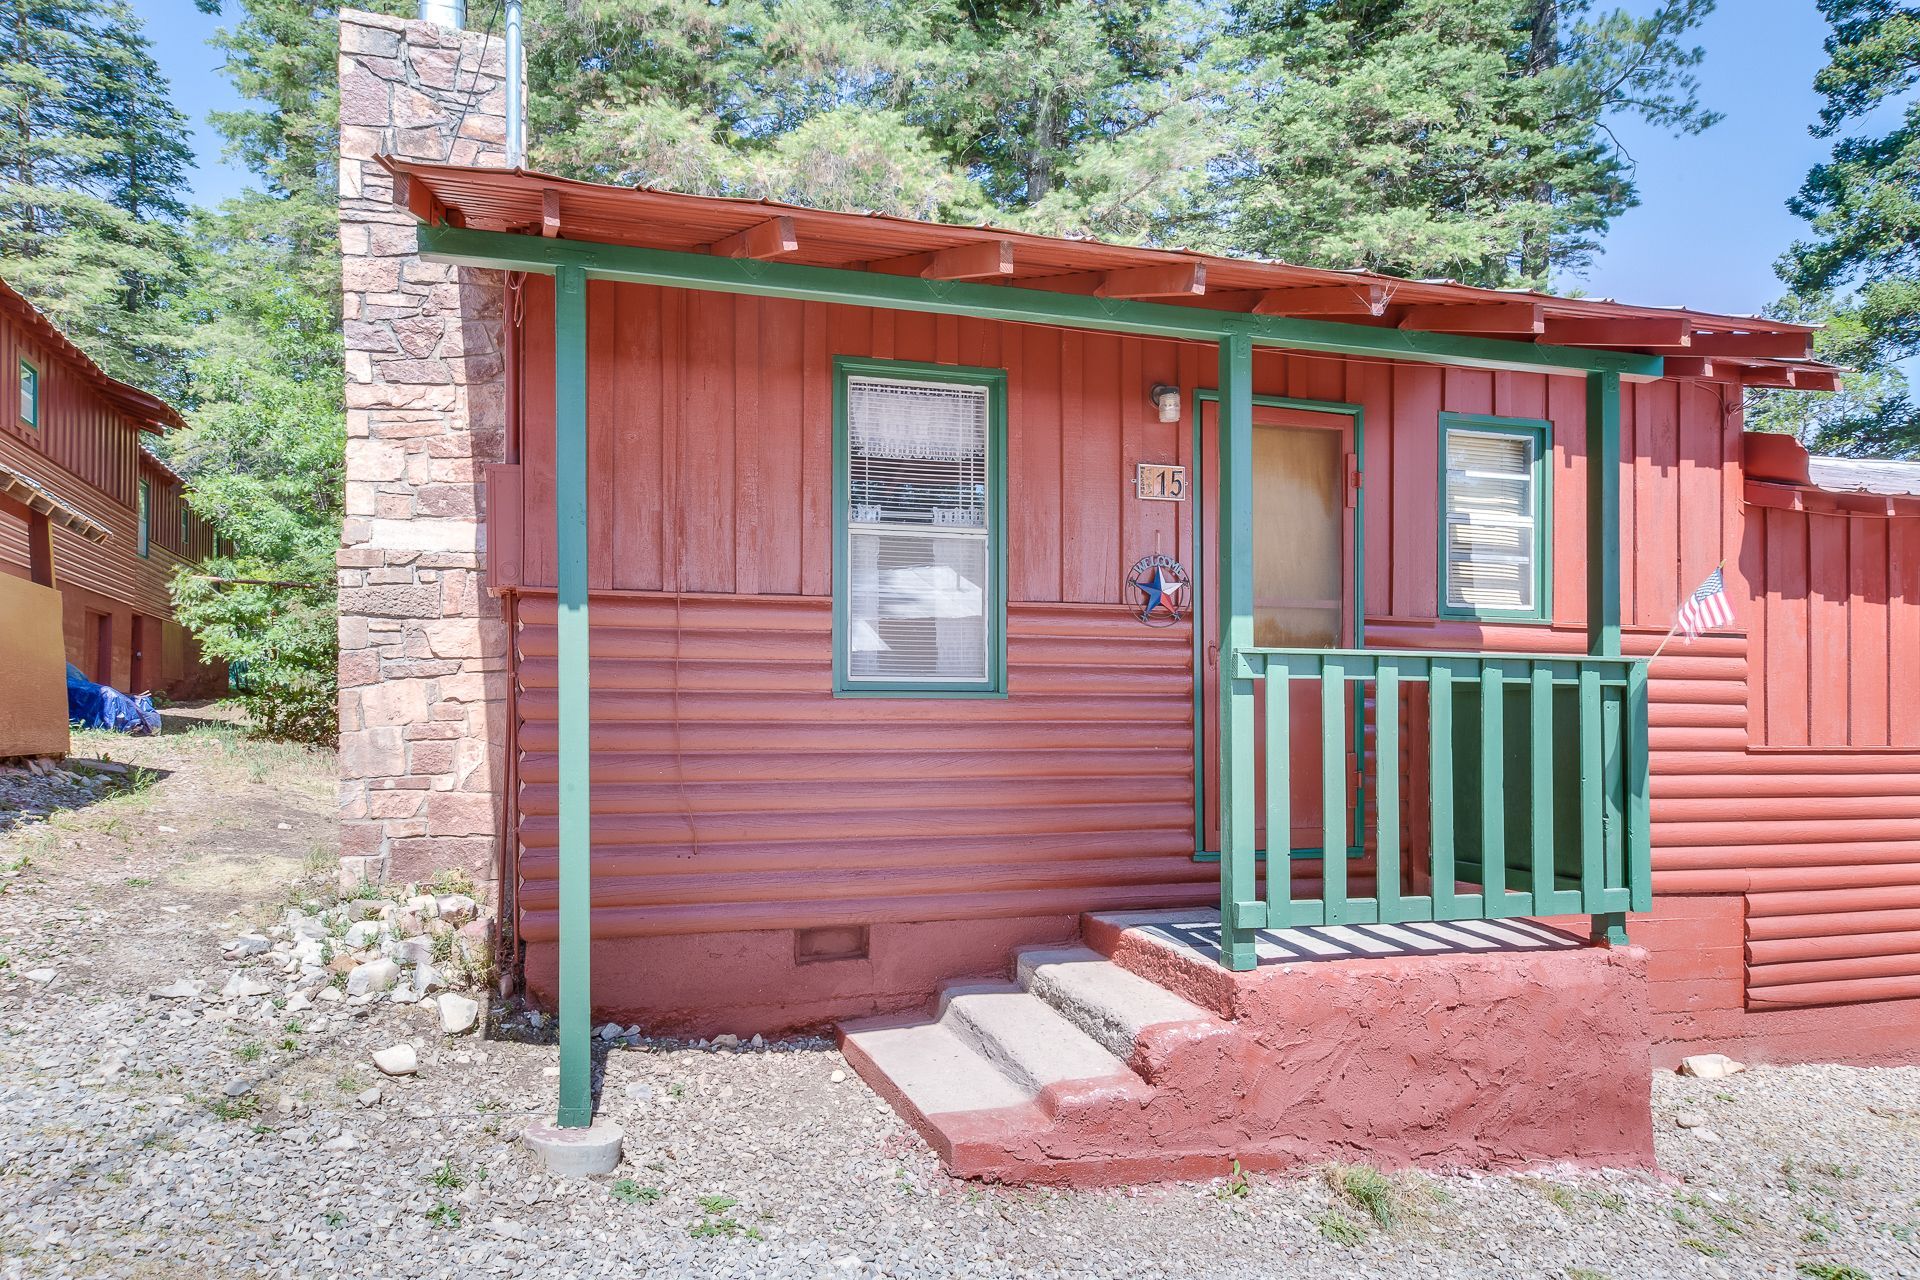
2, 712, 1918, 1279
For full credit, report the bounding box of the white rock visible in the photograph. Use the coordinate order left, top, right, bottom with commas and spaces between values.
371, 1044, 418, 1076
438, 994, 479, 1036
345, 958, 399, 997
221, 973, 274, 1000
389, 983, 420, 1005
394, 935, 434, 966
405, 894, 440, 918
830, 1069, 846, 1084
285, 991, 313, 1013
435, 894, 477, 925
413, 962, 445, 992
316, 987, 343, 1003
1678, 1053, 1746, 1080
321, 1132, 358, 1151
150, 978, 201, 1000
224, 934, 272, 956
357, 1086, 382, 1108
625, 1082, 656, 1104
343, 921, 381, 949
714, 1033, 741, 1049
24, 968, 55, 984
1675, 1111, 1707, 1129
157, 824, 178, 833
1693, 1127, 1722, 1143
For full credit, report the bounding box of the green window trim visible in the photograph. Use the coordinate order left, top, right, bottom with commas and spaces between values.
137, 478, 151, 559
831, 355, 1009, 698
1437, 412, 1553, 624
19, 359, 38, 429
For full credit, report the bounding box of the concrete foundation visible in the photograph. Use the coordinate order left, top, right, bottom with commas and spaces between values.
842, 909, 1656, 1186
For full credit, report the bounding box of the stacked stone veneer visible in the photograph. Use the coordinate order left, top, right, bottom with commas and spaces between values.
336, 9, 511, 894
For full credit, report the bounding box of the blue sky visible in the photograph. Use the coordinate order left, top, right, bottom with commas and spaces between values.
139, 0, 1838, 320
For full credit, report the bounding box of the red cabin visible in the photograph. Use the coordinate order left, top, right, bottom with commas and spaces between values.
336, 10, 1917, 1183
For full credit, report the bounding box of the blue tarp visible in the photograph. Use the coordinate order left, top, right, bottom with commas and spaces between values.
66, 664, 160, 735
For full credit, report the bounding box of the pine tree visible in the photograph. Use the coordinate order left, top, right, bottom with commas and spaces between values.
0, 0, 194, 390
526, 0, 1225, 238
1765, 0, 1920, 458
1205, 0, 1718, 286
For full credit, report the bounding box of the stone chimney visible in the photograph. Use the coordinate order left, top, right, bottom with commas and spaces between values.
335, 9, 511, 895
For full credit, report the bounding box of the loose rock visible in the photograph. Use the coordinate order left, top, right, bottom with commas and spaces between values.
371, 1044, 418, 1077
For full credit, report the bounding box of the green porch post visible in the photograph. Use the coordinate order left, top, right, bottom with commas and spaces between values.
1585, 370, 1628, 946
553, 263, 594, 1126
1218, 331, 1258, 970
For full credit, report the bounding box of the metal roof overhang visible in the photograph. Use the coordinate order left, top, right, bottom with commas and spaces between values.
387, 159, 1843, 386
0, 461, 111, 543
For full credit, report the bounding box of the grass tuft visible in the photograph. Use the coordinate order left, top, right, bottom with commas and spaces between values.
1315, 1210, 1365, 1246
1327, 1163, 1397, 1229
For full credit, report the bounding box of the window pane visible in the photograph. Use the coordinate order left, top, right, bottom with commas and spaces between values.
847, 528, 988, 683
847, 377, 987, 528
1445, 429, 1536, 612
19, 362, 35, 425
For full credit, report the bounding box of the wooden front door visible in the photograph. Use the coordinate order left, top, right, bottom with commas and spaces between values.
1200, 402, 1358, 856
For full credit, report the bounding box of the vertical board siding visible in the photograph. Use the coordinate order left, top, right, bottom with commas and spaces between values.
507, 279, 1920, 1018
0, 303, 217, 696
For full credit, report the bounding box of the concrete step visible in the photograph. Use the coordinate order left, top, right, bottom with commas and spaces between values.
1014, 944, 1213, 1063
935, 981, 1133, 1097
839, 1017, 1034, 1116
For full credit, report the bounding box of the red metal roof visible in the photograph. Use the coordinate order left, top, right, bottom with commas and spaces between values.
383, 158, 1839, 386
0, 276, 186, 433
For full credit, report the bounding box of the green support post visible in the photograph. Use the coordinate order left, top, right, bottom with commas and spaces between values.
553, 263, 594, 1126
1585, 370, 1628, 947
1218, 331, 1258, 970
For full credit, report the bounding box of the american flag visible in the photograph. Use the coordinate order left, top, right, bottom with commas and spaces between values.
1675, 565, 1734, 641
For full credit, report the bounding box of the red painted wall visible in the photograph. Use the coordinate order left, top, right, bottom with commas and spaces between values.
0, 307, 223, 701
500, 277, 1920, 1058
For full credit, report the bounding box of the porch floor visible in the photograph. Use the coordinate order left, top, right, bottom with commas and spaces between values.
1092, 906, 1586, 969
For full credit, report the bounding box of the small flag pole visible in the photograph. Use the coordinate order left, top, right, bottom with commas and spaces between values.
1649, 559, 1726, 666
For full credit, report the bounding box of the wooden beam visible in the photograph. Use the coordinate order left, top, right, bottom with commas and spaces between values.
1540, 317, 1691, 348
924, 239, 1014, 281
1399, 302, 1545, 336
1655, 331, 1810, 359
1251, 284, 1389, 317
1740, 366, 1797, 389
1659, 357, 1716, 379
1094, 263, 1205, 299
709, 216, 800, 261
394, 174, 450, 228
541, 188, 561, 238
1791, 368, 1842, 393
865, 240, 1015, 280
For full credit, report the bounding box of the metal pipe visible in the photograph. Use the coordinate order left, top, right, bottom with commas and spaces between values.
418, 0, 464, 28
505, 0, 524, 168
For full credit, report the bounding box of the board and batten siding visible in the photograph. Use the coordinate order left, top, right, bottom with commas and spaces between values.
503, 278, 1920, 1026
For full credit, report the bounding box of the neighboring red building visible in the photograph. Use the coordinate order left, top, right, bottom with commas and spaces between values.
0, 278, 224, 710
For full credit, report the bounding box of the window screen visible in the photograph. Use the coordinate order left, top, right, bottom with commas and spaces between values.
19, 360, 37, 428
1443, 426, 1541, 615
843, 375, 993, 686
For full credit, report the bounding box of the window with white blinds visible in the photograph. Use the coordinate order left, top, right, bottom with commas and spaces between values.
1441, 418, 1548, 618
837, 364, 1004, 692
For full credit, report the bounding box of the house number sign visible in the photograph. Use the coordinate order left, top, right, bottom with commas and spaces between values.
1135, 463, 1187, 502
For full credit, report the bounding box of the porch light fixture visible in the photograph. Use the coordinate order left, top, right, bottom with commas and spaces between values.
1150, 384, 1181, 424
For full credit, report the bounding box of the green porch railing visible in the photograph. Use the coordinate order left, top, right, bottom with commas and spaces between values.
1220, 646, 1651, 962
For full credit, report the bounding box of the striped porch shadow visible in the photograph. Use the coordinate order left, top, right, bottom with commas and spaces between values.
1140, 917, 1586, 968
